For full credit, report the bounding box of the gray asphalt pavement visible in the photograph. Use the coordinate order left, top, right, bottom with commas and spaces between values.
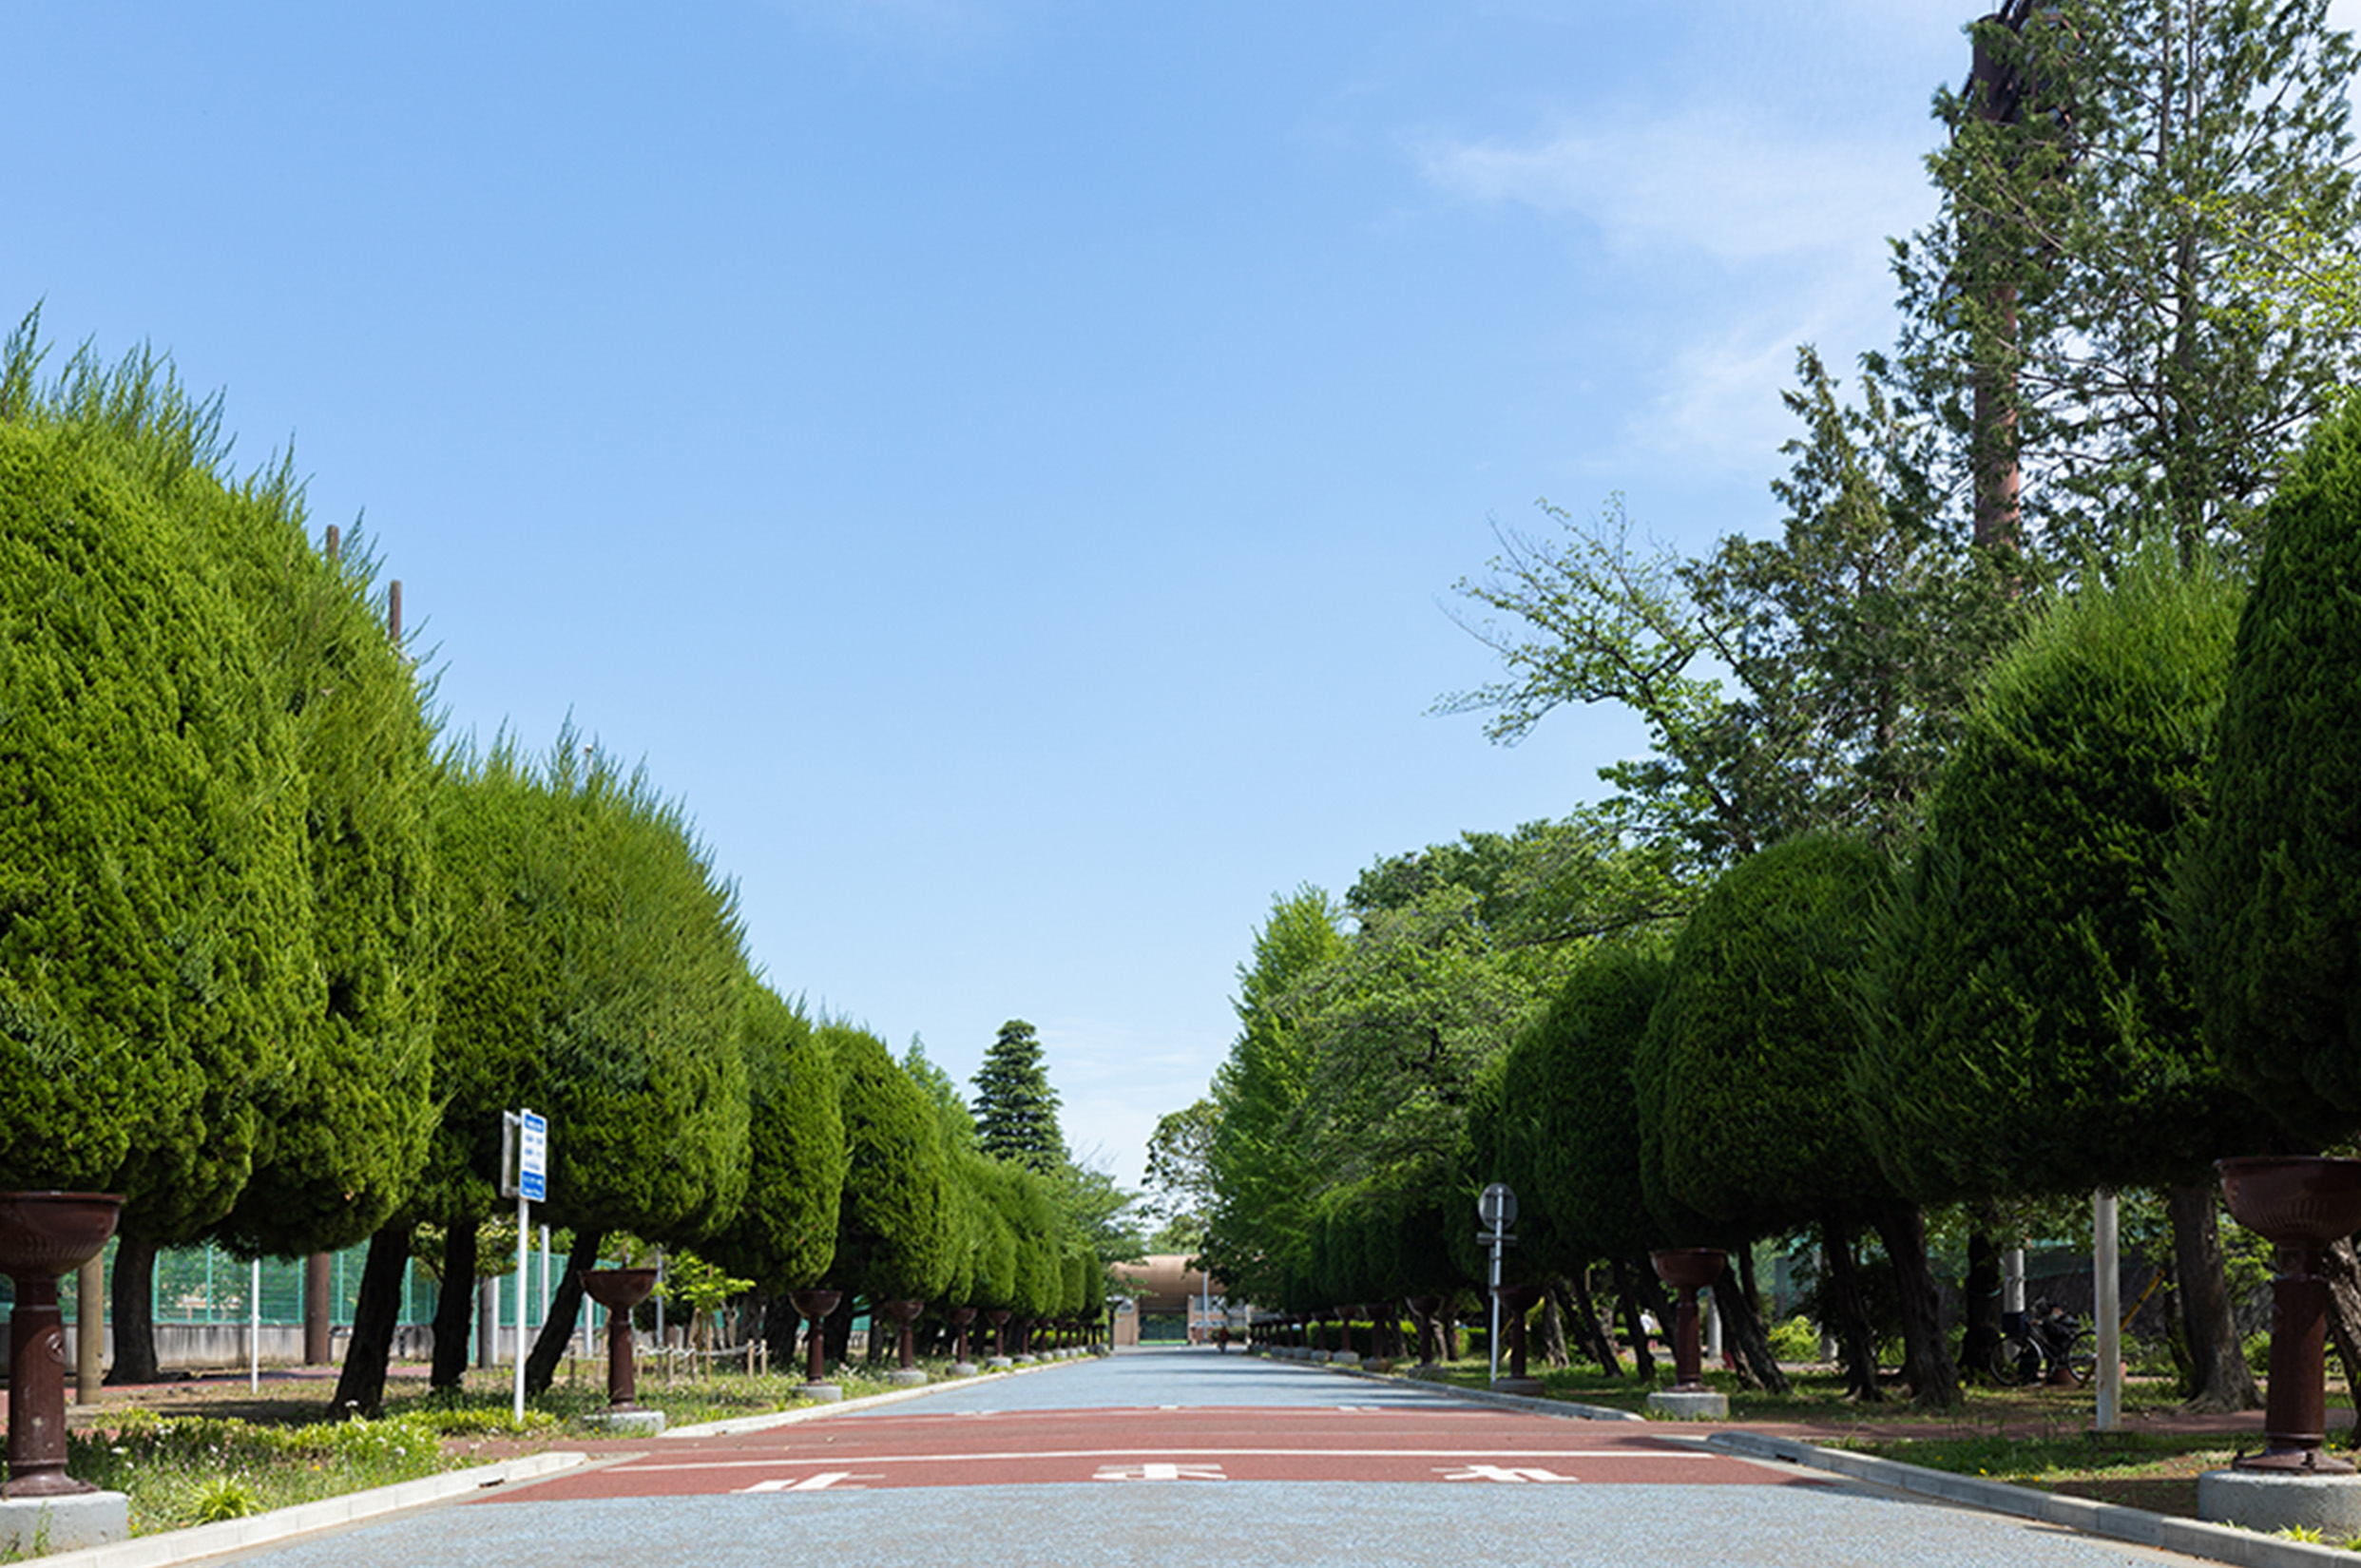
210, 1349, 2229, 1568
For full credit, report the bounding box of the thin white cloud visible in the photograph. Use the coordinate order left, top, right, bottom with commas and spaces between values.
1413, 112, 1928, 267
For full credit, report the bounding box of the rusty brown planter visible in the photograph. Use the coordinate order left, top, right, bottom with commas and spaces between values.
581, 1268, 659, 1409
2220, 1157, 2361, 1473
1651, 1248, 1727, 1392
882, 1298, 925, 1371
788, 1289, 842, 1386
985, 1308, 1012, 1363
0, 1193, 122, 1497
949, 1306, 979, 1368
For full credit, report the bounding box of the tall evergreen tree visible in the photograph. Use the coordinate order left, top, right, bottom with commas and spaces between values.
1893, 0, 2361, 566
971, 1020, 1064, 1173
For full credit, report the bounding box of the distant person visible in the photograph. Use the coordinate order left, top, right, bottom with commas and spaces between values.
1216, 1325, 1231, 1354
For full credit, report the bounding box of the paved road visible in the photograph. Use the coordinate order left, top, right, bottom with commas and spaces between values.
219, 1349, 2225, 1567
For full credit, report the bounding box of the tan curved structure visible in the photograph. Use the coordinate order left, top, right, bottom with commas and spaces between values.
1109, 1254, 1222, 1315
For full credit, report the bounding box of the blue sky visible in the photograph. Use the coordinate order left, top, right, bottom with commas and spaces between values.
16, 3, 2341, 1193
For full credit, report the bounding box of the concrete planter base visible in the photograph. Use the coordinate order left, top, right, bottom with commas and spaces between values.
2198, 1468, 2361, 1537
0, 1491, 128, 1556
1645, 1388, 1729, 1421
585, 1408, 668, 1435
797, 1382, 844, 1403
888, 1367, 929, 1386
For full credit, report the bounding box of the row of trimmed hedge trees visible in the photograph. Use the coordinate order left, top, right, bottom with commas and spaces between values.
0, 317, 1104, 1411
1215, 395, 2361, 1410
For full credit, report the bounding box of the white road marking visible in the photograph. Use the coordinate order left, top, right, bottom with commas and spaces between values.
1094, 1463, 1227, 1482
738, 1471, 879, 1493
1438, 1464, 1581, 1483
624, 1446, 1714, 1473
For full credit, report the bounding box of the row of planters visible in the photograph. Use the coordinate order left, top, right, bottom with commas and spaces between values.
1209, 398, 2361, 1455
0, 320, 1118, 1503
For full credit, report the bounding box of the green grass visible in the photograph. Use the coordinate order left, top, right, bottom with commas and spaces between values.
1837, 1427, 2238, 1484
62, 1349, 1081, 1537
67, 1407, 482, 1536
1391, 1355, 2202, 1425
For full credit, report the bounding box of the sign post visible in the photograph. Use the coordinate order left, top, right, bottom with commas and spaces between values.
1477, 1183, 1517, 1387
501, 1109, 547, 1423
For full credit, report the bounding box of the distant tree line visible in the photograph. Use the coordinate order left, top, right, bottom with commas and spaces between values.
1164, 0, 2361, 1410
0, 311, 1139, 1412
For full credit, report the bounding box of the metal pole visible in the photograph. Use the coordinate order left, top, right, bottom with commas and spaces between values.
2094, 1190, 2121, 1432
250, 1256, 261, 1393
514, 1193, 529, 1423
1488, 1210, 1504, 1386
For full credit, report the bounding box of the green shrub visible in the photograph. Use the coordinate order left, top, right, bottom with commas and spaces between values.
1768, 1315, 1822, 1364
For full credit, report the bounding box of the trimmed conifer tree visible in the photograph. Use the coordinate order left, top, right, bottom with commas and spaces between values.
0, 412, 311, 1206
2188, 392, 2361, 1141
829, 1023, 953, 1308
0, 326, 332, 1382
705, 985, 846, 1296
334, 730, 753, 1400
1856, 541, 2263, 1407
1638, 833, 1952, 1403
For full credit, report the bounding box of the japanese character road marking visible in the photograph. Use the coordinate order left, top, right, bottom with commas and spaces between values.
1093, 1463, 1227, 1482
1437, 1463, 1580, 1483
739, 1471, 877, 1493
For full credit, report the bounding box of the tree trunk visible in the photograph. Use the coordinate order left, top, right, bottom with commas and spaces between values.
524, 1229, 604, 1395
1712, 1246, 1791, 1394
1875, 1200, 1959, 1407
430, 1216, 479, 1389
1539, 1282, 1570, 1368
1821, 1215, 1884, 1403
330, 1222, 415, 1417
1568, 1265, 1622, 1376
1609, 1256, 1658, 1381
1960, 1224, 2003, 1385
2168, 1183, 2261, 1411
824, 1294, 854, 1364
103, 1236, 160, 1386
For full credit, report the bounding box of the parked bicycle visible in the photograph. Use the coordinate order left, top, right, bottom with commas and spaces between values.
1987, 1301, 2095, 1386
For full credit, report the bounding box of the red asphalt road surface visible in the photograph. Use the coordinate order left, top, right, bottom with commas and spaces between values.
489, 1405, 1824, 1499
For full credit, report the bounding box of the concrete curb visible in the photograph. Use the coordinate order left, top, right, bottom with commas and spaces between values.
1709, 1430, 2354, 1568
663, 1352, 1090, 1439
26, 1450, 589, 1568
1305, 1356, 1644, 1423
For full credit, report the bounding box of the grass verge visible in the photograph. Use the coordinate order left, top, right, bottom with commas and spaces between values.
59, 1351, 1065, 1537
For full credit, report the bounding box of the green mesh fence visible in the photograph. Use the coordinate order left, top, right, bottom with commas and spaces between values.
17, 1238, 442, 1325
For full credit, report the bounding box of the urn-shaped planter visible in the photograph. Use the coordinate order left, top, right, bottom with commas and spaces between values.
985, 1307, 1013, 1367
581, 1268, 659, 1409
2220, 1157, 2361, 1473
1650, 1248, 1727, 1392
0, 1193, 123, 1498
787, 1289, 842, 1389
